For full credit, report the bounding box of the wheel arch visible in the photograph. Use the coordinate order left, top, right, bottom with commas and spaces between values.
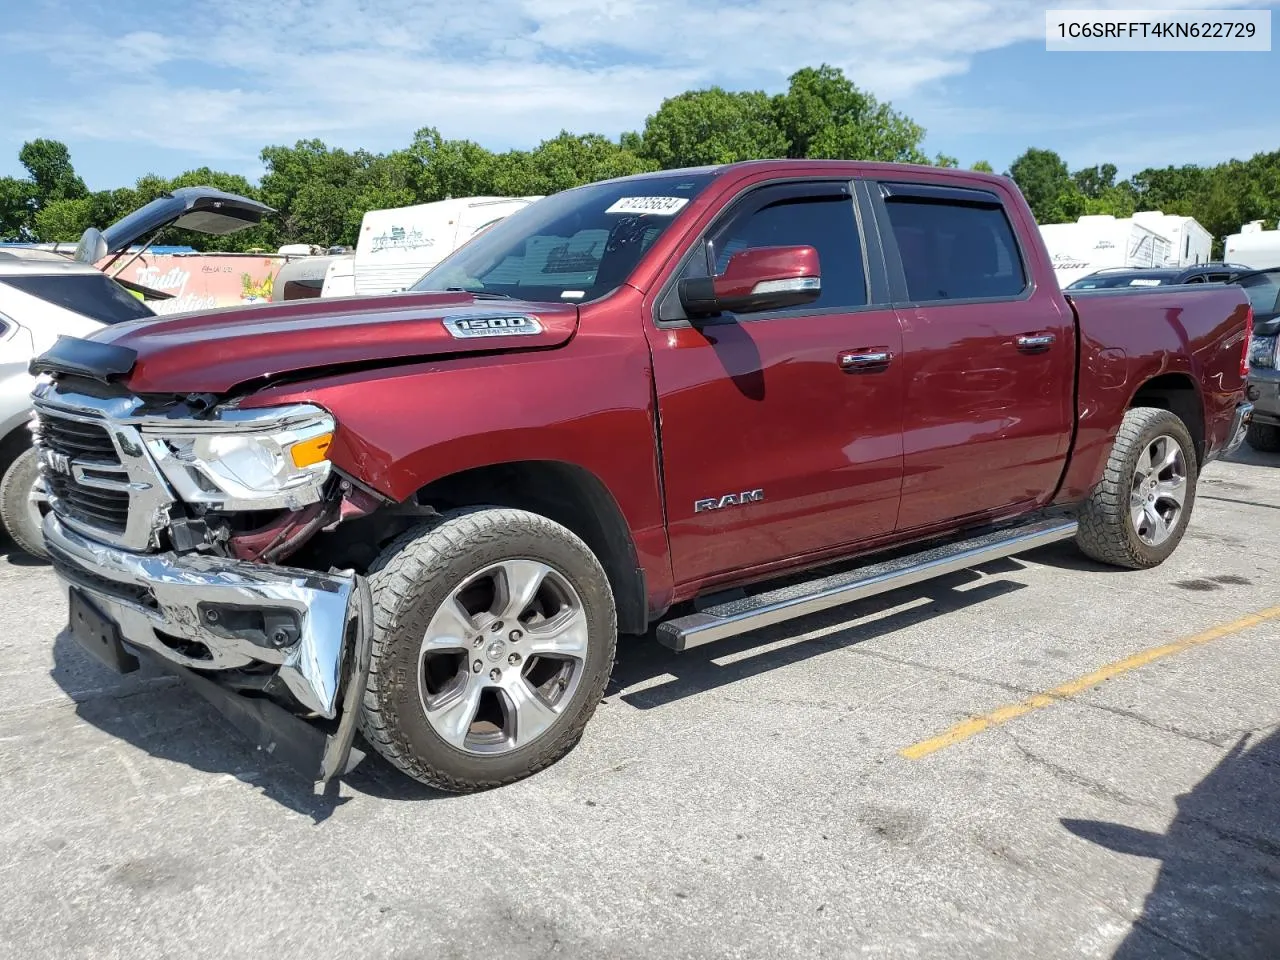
1128, 372, 1205, 465
413, 459, 649, 635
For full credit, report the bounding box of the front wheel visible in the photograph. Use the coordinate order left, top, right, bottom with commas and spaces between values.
360, 507, 617, 792
0, 447, 50, 560
1076, 406, 1198, 570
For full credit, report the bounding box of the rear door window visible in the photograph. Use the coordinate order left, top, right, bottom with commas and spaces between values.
0, 274, 154, 324
881, 194, 1027, 302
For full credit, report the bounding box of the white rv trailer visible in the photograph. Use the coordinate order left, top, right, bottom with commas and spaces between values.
351, 196, 542, 296
1224, 221, 1280, 270
1038, 214, 1174, 288
1131, 212, 1212, 267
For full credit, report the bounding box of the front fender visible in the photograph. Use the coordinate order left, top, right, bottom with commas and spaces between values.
240, 333, 673, 602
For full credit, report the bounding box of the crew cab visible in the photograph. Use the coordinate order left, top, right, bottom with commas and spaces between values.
28, 161, 1254, 791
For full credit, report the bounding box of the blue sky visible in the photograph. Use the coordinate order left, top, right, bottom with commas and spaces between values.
1, 0, 1276, 191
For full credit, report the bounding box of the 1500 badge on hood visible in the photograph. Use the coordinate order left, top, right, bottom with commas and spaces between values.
443, 315, 544, 339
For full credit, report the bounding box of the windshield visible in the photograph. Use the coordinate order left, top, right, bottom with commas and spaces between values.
412, 171, 719, 303
1238, 269, 1280, 318
0, 273, 154, 324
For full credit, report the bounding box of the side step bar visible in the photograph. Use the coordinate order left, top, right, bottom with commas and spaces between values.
656, 517, 1078, 651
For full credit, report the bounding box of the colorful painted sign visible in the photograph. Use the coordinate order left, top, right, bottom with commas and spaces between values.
96, 254, 285, 315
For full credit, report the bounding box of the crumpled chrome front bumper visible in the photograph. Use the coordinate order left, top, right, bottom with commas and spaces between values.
44, 512, 371, 781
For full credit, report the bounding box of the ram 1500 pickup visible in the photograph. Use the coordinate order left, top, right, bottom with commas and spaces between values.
29, 161, 1255, 791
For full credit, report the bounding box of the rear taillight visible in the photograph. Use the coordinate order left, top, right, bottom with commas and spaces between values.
1242, 305, 1254, 377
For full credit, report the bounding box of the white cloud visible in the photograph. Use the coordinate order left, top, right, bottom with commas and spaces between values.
2, 0, 1273, 170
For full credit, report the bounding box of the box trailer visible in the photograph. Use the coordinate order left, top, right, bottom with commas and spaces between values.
352, 196, 542, 296
1038, 214, 1174, 287
1131, 212, 1212, 267
1225, 221, 1280, 270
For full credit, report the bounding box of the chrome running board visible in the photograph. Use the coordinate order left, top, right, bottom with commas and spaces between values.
656, 517, 1078, 651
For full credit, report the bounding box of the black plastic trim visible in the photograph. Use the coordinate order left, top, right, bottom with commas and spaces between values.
879, 181, 1003, 207
29, 335, 138, 382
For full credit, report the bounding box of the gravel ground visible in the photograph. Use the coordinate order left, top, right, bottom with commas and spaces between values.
1, 445, 1278, 960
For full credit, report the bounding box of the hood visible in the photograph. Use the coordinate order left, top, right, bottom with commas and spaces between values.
75, 187, 275, 264
39, 292, 580, 394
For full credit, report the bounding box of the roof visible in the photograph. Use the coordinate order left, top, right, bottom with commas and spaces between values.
594, 159, 1011, 189
0, 256, 104, 277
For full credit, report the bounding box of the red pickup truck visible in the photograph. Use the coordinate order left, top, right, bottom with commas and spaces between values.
29, 161, 1254, 791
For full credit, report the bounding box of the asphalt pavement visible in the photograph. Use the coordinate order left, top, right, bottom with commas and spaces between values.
1, 445, 1278, 960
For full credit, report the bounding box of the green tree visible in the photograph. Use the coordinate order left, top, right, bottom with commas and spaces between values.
32, 197, 94, 241
1072, 163, 1118, 199
638, 88, 787, 168
971, 160, 995, 173
773, 65, 928, 163
258, 139, 376, 247
0, 176, 33, 240
19, 138, 87, 205
1008, 147, 1078, 222
1, 138, 90, 240
522, 131, 656, 194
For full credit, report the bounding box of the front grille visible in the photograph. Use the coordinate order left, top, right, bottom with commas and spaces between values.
37, 412, 118, 460
36, 410, 131, 537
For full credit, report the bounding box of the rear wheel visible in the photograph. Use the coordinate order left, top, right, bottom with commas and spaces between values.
1246, 422, 1280, 453
0, 447, 49, 559
1076, 407, 1198, 570
359, 507, 617, 792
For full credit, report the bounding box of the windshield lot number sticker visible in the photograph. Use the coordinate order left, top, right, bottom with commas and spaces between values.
605, 196, 689, 216
443, 315, 544, 339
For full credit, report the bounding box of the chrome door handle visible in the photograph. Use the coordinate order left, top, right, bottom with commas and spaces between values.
839, 350, 893, 372
1015, 333, 1055, 353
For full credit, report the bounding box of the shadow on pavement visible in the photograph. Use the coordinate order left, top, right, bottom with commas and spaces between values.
1222, 443, 1280, 469
610, 563, 1028, 709
1063, 727, 1280, 959
0, 529, 48, 567
47, 557, 1036, 816
49, 627, 451, 821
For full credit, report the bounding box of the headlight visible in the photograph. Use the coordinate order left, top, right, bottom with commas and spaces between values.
141, 404, 335, 510
1248, 335, 1278, 370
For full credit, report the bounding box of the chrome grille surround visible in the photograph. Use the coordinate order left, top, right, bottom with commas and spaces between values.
31, 379, 176, 552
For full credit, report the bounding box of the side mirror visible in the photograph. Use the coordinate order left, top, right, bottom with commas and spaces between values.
678, 245, 822, 318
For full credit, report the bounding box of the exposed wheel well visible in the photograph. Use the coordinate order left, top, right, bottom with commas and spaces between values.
1130, 373, 1204, 464
413, 461, 648, 635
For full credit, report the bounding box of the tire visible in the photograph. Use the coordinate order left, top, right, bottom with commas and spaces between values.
0, 447, 49, 560
359, 507, 617, 792
1246, 422, 1280, 453
1076, 407, 1198, 570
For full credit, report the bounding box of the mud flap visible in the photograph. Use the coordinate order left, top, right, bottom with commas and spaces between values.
133, 572, 374, 785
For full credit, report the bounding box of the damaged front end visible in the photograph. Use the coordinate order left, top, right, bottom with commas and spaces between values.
30, 348, 378, 783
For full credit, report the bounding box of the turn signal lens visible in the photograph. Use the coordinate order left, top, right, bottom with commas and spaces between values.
290, 432, 333, 469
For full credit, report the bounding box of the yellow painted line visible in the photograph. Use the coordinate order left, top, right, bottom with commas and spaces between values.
900, 605, 1280, 760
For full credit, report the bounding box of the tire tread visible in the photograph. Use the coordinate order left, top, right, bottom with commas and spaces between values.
1076, 406, 1197, 570
359, 507, 616, 793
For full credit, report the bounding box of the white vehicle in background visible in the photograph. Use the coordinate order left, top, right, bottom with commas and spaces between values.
1038, 213, 1178, 288
320, 255, 356, 297
1225, 221, 1280, 270
1131, 211, 1212, 268
0, 186, 271, 557
351, 196, 541, 296
0, 257, 156, 557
